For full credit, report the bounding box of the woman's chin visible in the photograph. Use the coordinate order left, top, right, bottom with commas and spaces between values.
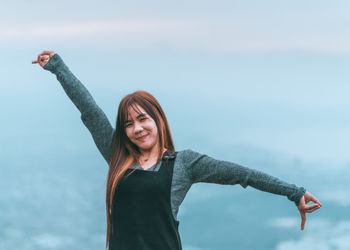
137, 143, 157, 152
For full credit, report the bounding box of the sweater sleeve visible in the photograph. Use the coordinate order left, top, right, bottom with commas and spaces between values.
182, 149, 306, 206
43, 54, 114, 164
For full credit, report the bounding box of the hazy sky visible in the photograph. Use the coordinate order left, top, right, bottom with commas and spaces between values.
1, 1, 350, 250
2, 0, 350, 164
0, 0, 350, 53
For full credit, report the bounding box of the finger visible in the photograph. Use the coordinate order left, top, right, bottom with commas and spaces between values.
300, 211, 306, 230
305, 206, 320, 213
310, 196, 322, 207
39, 55, 49, 61
41, 50, 54, 57
32, 60, 38, 64
40, 59, 49, 67
304, 192, 322, 206
36, 54, 48, 64
42, 50, 53, 54
38, 57, 48, 66
303, 203, 319, 210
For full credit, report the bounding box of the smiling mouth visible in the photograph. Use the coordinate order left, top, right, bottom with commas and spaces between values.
137, 134, 148, 140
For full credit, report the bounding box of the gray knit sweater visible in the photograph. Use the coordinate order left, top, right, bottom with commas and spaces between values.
43, 54, 306, 221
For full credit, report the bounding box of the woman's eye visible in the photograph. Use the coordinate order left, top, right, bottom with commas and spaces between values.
140, 117, 147, 121
125, 123, 132, 127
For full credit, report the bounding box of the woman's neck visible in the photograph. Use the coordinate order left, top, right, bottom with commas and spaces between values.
137, 146, 167, 166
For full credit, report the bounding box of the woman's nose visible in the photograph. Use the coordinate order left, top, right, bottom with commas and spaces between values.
134, 122, 143, 132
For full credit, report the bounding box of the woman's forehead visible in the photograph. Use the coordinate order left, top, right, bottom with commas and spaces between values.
125, 104, 147, 119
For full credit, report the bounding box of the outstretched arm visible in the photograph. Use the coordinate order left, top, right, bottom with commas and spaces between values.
32, 51, 114, 163
182, 149, 322, 230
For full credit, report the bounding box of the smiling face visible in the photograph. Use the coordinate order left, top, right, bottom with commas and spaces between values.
124, 104, 159, 152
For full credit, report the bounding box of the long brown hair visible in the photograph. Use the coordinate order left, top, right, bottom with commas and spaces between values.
105, 90, 175, 248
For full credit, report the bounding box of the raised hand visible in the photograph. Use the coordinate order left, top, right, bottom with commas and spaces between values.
297, 191, 322, 230
32, 50, 55, 68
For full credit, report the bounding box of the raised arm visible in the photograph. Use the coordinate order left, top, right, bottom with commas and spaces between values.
33, 51, 114, 163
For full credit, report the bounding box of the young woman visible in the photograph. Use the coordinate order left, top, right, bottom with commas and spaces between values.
33, 50, 322, 250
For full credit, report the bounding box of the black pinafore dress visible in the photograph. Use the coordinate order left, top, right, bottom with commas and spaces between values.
108, 151, 182, 250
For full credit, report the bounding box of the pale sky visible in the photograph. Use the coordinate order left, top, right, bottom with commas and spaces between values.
1, 0, 350, 52
1, 0, 350, 164
1, 2, 350, 249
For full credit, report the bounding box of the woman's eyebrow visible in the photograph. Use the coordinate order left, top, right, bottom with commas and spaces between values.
124, 113, 147, 123
136, 113, 147, 119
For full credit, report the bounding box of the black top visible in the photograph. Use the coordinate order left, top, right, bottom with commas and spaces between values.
109, 151, 181, 250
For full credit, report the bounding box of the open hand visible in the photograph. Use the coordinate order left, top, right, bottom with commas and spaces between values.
32, 50, 55, 68
297, 191, 322, 230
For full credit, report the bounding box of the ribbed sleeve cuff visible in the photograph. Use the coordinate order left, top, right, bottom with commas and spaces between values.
290, 187, 306, 207
43, 53, 65, 74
